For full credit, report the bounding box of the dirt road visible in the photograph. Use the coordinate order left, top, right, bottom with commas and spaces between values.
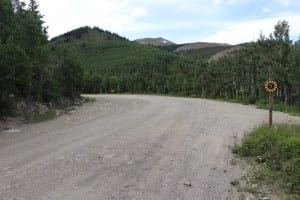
0, 95, 299, 200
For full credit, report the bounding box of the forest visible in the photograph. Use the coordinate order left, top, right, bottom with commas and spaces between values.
193, 23, 300, 106
1, 0, 300, 118
67, 21, 300, 106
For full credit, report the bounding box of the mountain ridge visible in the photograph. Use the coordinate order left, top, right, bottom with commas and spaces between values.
135, 37, 232, 53
175, 42, 230, 52
134, 37, 175, 46
50, 26, 241, 65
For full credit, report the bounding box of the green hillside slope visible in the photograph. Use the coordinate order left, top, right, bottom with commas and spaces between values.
176, 46, 235, 61
50, 27, 194, 94
157, 43, 236, 61
51, 27, 190, 72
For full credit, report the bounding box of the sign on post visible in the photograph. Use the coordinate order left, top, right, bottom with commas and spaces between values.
264, 80, 278, 128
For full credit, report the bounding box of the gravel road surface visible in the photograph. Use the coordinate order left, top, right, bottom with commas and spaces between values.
0, 95, 299, 200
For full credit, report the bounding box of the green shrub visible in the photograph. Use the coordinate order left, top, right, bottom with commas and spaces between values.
282, 158, 300, 192
256, 102, 300, 116
42, 79, 62, 102
234, 124, 300, 195
242, 96, 257, 105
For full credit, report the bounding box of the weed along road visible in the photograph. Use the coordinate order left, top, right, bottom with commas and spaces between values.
0, 95, 299, 200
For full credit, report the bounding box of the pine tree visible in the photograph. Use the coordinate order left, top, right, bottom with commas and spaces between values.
57, 55, 83, 99
271, 20, 292, 103
0, 0, 13, 43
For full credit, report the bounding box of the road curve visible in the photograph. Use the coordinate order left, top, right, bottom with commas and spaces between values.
0, 95, 299, 200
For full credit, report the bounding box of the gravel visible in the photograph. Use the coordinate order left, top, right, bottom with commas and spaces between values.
0, 95, 299, 200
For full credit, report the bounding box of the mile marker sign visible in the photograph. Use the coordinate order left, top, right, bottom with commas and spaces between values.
264, 80, 278, 128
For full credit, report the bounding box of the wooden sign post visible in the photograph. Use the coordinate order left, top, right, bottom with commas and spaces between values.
264, 80, 278, 128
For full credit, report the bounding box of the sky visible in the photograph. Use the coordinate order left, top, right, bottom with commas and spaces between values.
25, 0, 300, 44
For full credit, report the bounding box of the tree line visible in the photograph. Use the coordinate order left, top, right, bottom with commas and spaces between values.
0, 0, 83, 118
82, 20, 299, 107
197, 20, 300, 105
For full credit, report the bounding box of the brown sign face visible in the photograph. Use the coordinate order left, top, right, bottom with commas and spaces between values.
268, 83, 274, 89
265, 80, 278, 93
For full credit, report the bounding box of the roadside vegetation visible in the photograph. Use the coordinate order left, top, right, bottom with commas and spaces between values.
233, 124, 300, 199
255, 100, 300, 116
0, 0, 84, 119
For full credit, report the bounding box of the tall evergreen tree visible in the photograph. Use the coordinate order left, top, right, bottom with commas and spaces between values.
271, 20, 292, 103
0, 0, 13, 43
57, 55, 83, 99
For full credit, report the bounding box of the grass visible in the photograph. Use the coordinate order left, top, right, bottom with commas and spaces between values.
22, 96, 92, 123
256, 101, 300, 116
24, 110, 57, 123
215, 97, 300, 116
233, 124, 300, 198
83, 96, 96, 103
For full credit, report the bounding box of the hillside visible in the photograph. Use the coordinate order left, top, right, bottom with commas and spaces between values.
48, 26, 247, 97
48, 23, 300, 107
175, 42, 229, 52
176, 45, 236, 61
50, 27, 190, 74
135, 38, 234, 61
208, 45, 242, 61
135, 37, 175, 46
50, 26, 194, 94
158, 42, 236, 61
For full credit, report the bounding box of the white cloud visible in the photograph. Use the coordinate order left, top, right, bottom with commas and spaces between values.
29, 0, 149, 38
279, 0, 290, 7
263, 7, 271, 13
23, 0, 300, 43
130, 8, 148, 18
203, 13, 300, 44
213, 0, 240, 5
